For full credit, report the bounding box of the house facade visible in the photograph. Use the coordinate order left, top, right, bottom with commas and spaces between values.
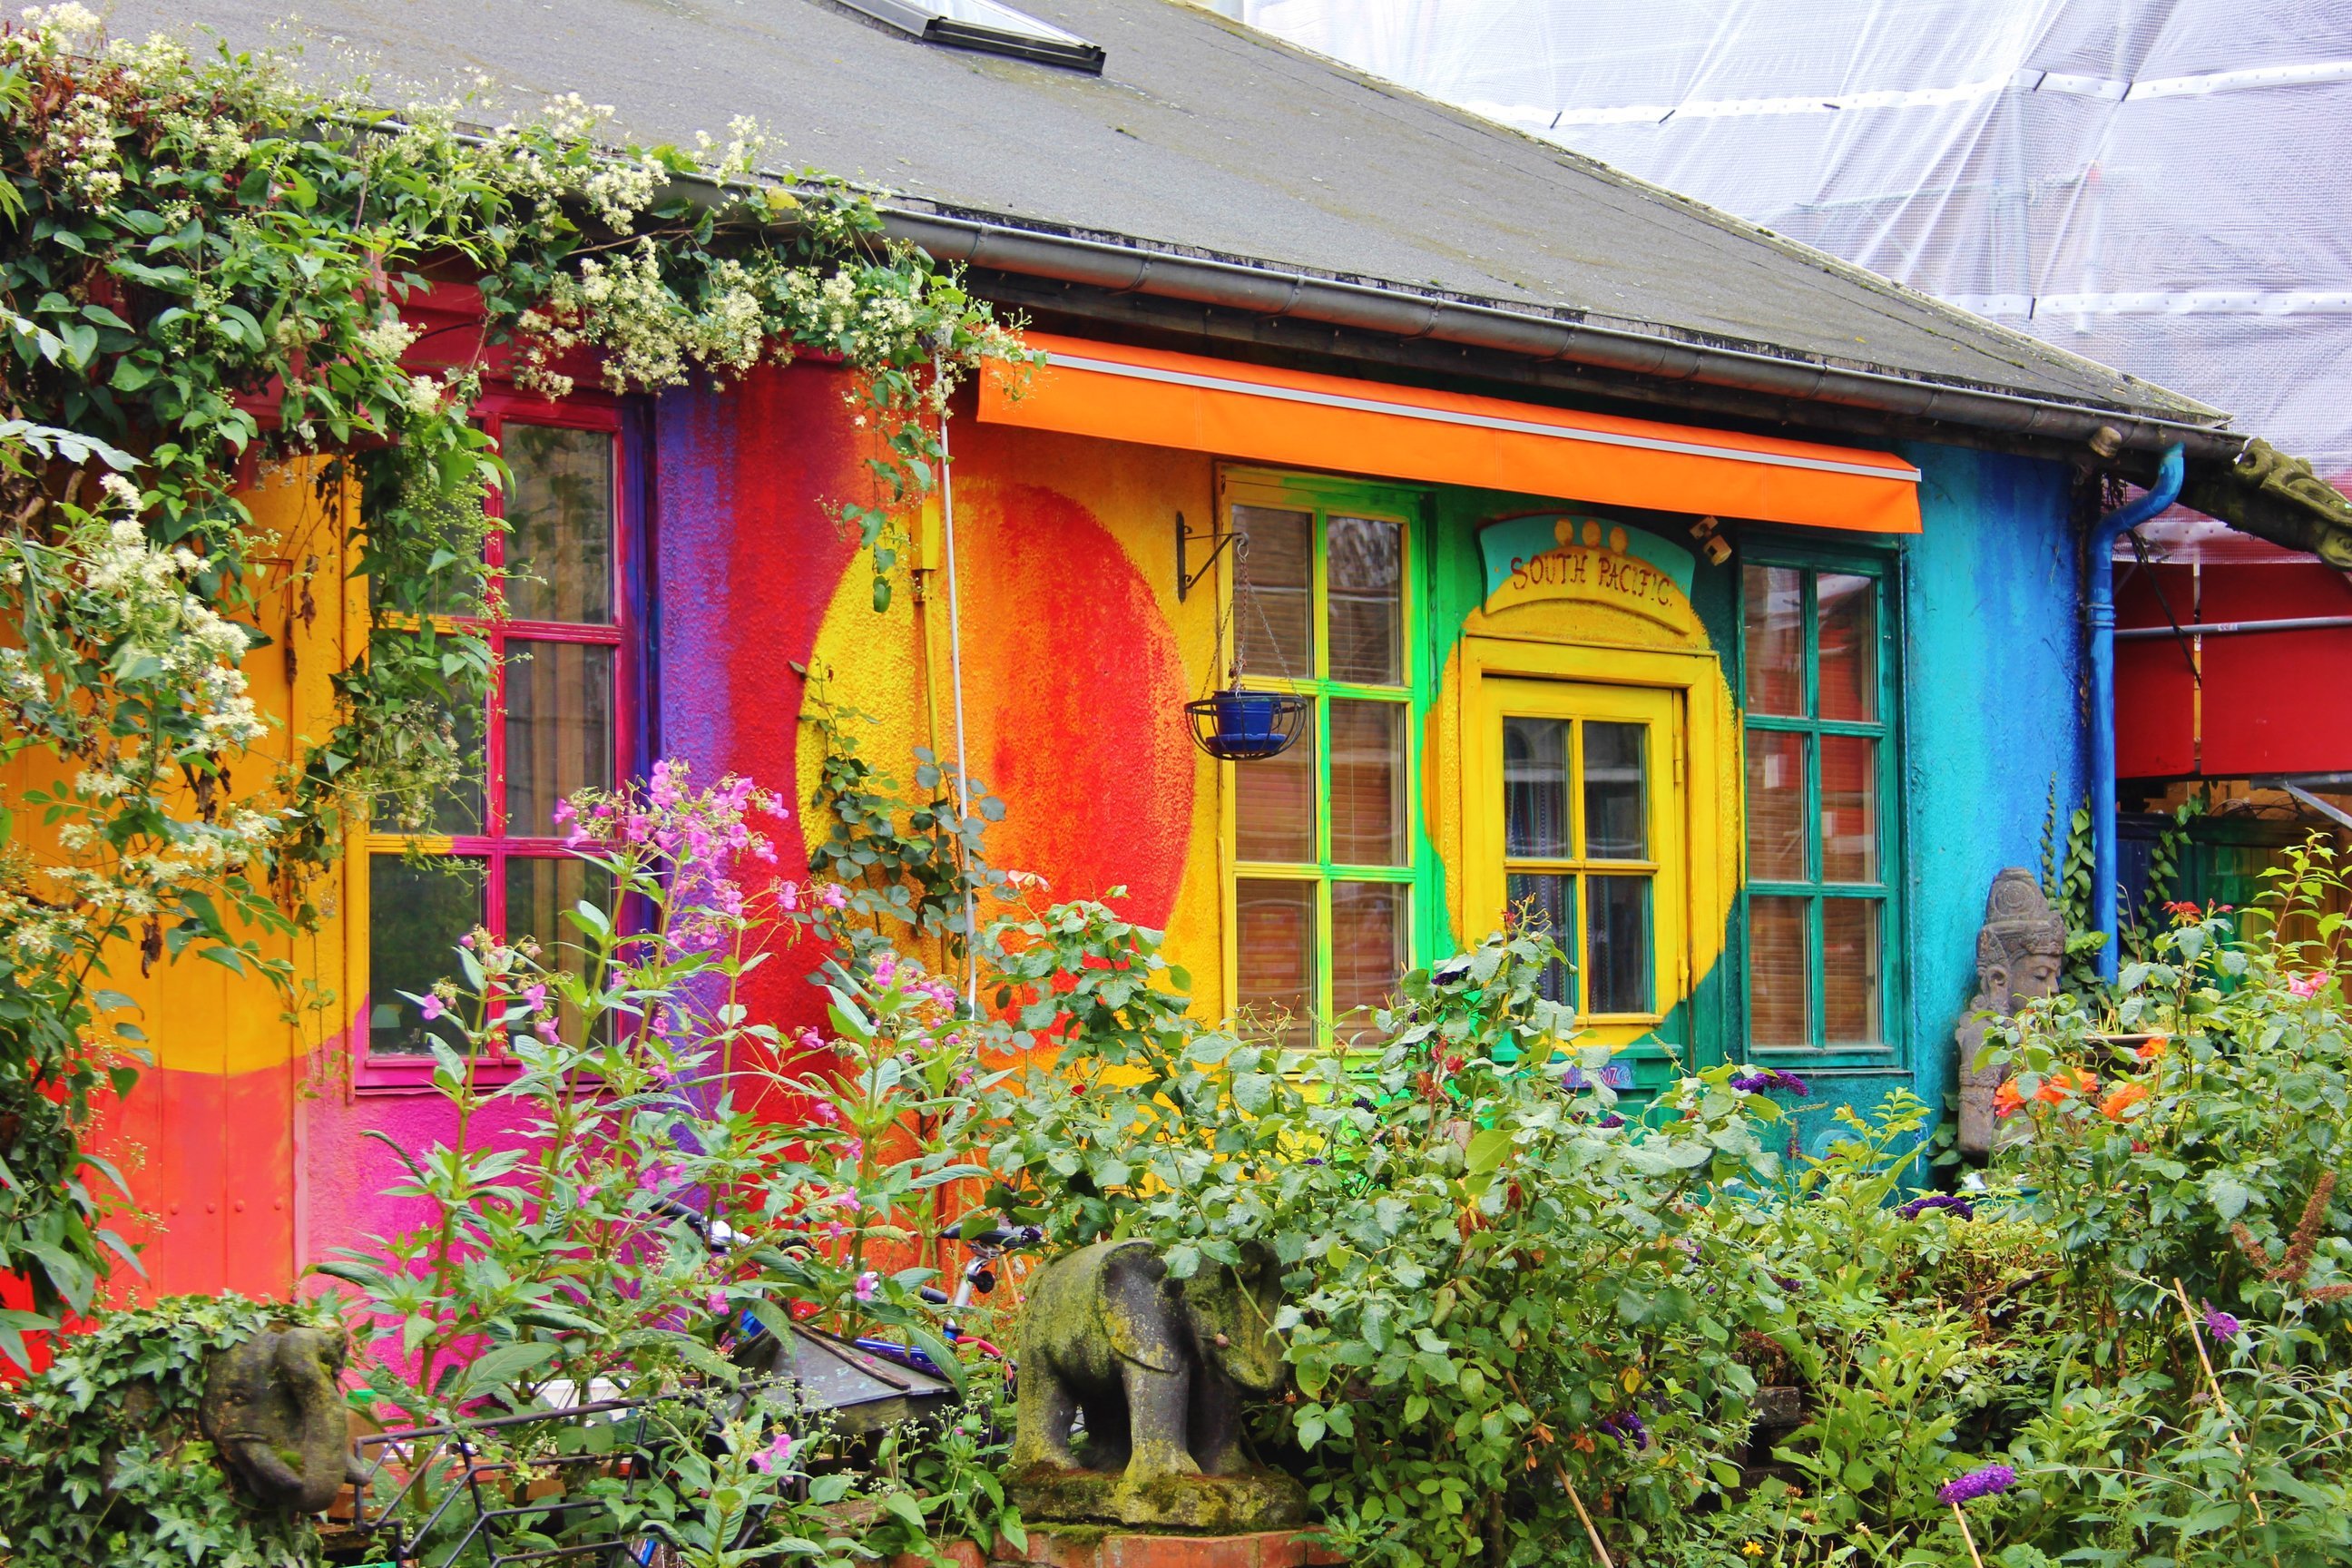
93, 0, 2352, 1302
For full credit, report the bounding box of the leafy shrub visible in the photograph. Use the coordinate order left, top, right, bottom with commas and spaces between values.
0, 1293, 343, 1567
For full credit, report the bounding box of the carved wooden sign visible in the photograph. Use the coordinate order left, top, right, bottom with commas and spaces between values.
1477, 513, 1700, 633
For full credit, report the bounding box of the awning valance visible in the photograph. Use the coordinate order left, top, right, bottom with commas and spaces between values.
978, 334, 1922, 534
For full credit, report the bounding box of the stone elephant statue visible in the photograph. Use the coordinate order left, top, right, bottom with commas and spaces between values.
198, 1323, 359, 1514
1010, 1238, 1304, 1529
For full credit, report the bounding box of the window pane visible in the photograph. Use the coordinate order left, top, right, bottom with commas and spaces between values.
505, 856, 617, 1048
1327, 514, 1402, 685
504, 640, 615, 838
1823, 897, 1884, 1046
1504, 717, 1569, 858
1330, 699, 1406, 867
1234, 702, 1316, 863
502, 425, 614, 625
1232, 505, 1313, 681
1745, 729, 1808, 882
1748, 895, 1812, 1048
1505, 871, 1573, 1003
1331, 881, 1406, 1030
1235, 878, 1316, 1047
1585, 874, 1650, 1015
1583, 720, 1647, 860
1742, 564, 1806, 717
1819, 734, 1879, 884
369, 855, 485, 1055
423, 687, 486, 836
1817, 573, 1877, 723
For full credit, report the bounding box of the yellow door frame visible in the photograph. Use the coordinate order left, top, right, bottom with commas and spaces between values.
1458, 635, 1730, 1055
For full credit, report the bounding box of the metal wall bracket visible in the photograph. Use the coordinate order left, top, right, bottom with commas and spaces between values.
1175, 511, 1240, 602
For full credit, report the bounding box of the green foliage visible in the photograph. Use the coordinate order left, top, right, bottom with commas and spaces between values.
0, 1292, 344, 1567
985, 926, 1803, 1568
2040, 782, 2111, 998
0, 424, 299, 1351
796, 667, 1007, 979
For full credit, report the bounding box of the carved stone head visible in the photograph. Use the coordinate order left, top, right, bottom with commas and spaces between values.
1956, 868, 2068, 1157
1970, 868, 2066, 1017
198, 1324, 352, 1514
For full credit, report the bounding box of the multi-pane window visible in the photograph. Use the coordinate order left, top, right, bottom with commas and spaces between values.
1500, 687, 1671, 1019
366, 408, 627, 1068
1228, 480, 1418, 1045
1741, 560, 1895, 1052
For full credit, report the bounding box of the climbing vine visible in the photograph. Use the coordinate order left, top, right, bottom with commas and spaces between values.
0, 1292, 345, 1565
0, 6, 1026, 1346
795, 664, 1007, 981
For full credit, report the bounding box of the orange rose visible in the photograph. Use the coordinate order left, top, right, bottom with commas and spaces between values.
2034, 1067, 2099, 1104
1993, 1079, 2024, 1120
2099, 1082, 2148, 1120
2136, 1034, 2170, 1062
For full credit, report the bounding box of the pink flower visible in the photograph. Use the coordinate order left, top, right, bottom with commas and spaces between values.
836, 1189, 862, 1210
708, 1290, 730, 1315
779, 880, 802, 912
2289, 972, 2329, 998
417, 994, 446, 1022
552, 799, 576, 828
818, 883, 849, 911
750, 1431, 797, 1475
824, 1221, 847, 1239
853, 1271, 878, 1303
873, 954, 897, 986
797, 1027, 825, 1053
523, 984, 547, 1011
534, 1018, 559, 1044
810, 1101, 839, 1125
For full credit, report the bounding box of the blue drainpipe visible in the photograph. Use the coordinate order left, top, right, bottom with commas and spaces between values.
2087, 443, 2185, 980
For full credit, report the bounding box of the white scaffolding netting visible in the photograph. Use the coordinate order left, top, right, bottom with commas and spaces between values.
1242, 0, 2352, 544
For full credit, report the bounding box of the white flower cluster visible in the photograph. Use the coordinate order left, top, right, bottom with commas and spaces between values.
44, 91, 122, 204
533, 240, 773, 393
692, 114, 768, 181
52, 500, 266, 750
0, 466, 295, 972
354, 307, 422, 363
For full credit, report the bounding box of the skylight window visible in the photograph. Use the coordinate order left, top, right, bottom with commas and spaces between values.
838, 0, 1105, 73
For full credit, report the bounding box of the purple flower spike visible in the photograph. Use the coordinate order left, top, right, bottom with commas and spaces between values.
1897, 1193, 1976, 1221
1597, 1411, 1650, 1450
1937, 1464, 2016, 1505
2202, 1308, 2243, 1340
1730, 1066, 1811, 1097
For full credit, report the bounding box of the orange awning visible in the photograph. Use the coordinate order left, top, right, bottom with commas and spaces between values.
979, 333, 1921, 534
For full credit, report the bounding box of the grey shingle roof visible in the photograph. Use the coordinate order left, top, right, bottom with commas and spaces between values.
110, 0, 2224, 423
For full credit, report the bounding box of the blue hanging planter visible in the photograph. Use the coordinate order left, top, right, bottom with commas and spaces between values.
1186, 687, 1308, 761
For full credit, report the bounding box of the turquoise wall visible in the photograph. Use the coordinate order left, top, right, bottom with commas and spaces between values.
1900, 443, 2082, 1142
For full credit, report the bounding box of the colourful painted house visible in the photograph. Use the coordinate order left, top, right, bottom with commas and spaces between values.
98, 0, 2352, 1301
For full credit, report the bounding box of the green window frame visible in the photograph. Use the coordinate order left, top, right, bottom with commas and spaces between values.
1222, 469, 1429, 1047
1737, 544, 1904, 1059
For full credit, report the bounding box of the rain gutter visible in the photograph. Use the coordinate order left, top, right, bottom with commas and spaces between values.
877, 206, 2247, 464
2087, 444, 2186, 982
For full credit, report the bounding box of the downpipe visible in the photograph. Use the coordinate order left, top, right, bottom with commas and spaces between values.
2087, 443, 2185, 980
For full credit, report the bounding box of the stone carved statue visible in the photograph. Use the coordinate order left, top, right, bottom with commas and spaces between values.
1010, 1239, 1306, 1531
1956, 868, 2067, 1157
199, 1324, 359, 1514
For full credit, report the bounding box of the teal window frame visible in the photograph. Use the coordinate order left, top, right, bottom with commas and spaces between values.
1735, 538, 1906, 1063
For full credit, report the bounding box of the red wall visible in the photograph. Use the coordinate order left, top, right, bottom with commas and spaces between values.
2116, 560, 2352, 779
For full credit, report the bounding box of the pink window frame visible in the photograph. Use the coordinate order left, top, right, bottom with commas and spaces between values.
357, 389, 638, 1092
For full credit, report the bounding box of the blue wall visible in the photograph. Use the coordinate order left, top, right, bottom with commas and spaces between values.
1893, 442, 2083, 1135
